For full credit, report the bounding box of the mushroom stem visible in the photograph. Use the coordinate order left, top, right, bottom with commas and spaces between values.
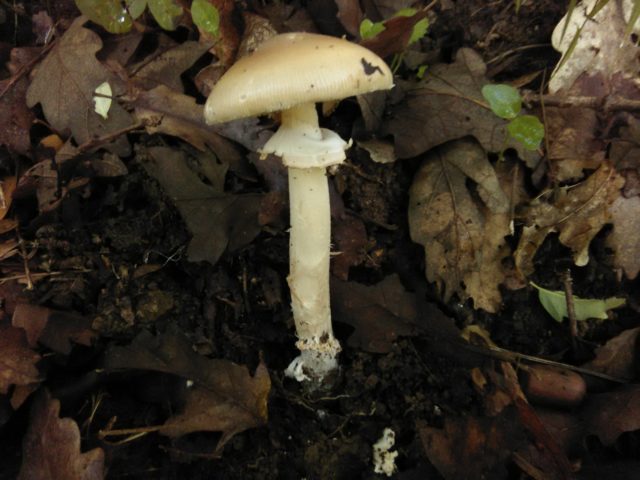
268, 102, 342, 384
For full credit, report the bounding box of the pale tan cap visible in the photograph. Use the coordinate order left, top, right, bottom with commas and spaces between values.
204, 32, 394, 124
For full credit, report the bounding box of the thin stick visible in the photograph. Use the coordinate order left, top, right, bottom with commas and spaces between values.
562, 270, 578, 352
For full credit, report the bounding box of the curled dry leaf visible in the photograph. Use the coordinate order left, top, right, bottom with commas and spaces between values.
0, 325, 40, 395
18, 389, 105, 480
408, 138, 512, 312
515, 162, 624, 279
103, 330, 270, 453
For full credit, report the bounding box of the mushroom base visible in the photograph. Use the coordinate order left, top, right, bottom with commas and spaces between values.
285, 335, 341, 384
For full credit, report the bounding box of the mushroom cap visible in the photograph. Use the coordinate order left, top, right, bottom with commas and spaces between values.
204, 32, 394, 124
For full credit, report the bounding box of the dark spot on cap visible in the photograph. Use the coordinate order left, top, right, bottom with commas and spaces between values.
361, 58, 383, 76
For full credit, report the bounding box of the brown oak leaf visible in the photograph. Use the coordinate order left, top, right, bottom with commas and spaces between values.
606, 195, 640, 280
0, 324, 40, 395
103, 330, 270, 453
408, 138, 513, 312
18, 389, 105, 480
515, 162, 624, 279
26, 17, 132, 155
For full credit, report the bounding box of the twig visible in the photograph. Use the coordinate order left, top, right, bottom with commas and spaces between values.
523, 91, 640, 111
562, 270, 578, 351
0, 40, 56, 100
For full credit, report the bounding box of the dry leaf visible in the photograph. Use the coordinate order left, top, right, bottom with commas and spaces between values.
12, 303, 96, 355
26, 17, 132, 155
408, 138, 512, 312
515, 162, 625, 278
583, 385, 640, 446
0, 48, 37, 154
360, 9, 428, 58
331, 213, 368, 280
131, 40, 211, 92
0, 324, 40, 395
133, 85, 253, 176
0, 176, 17, 220
103, 330, 270, 452
545, 106, 604, 182
550, 0, 640, 93
18, 389, 105, 480
335, 0, 364, 37
419, 408, 529, 480
331, 275, 455, 353
582, 327, 640, 380
382, 48, 539, 165
607, 195, 640, 280
142, 146, 262, 265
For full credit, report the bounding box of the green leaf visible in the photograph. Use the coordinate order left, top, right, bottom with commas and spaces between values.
481, 84, 522, 119
532, 282, 626, 323
359, 19, 386, 39
409, 18, 429, 45
416, 64, 428, 79
507, 115, 544, 151
191, 0, 220, 37
624, 0, 640, 42
394, 7, 417, 17
74, 0, 133, 33
127, 0, 147, 19
147, 0, 183, 30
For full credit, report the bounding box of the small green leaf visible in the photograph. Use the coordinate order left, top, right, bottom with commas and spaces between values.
191, 0, 220, 37
394, 7, 417, 17
507, 115, 544, 151
416, 64, 428, 79
408, 18, 429, 45
481, 84, 522, 119
127, 0, 147, 19
75, 0, 133, 33
532, 282, 626, 323
147, 0, 183, 30
359, 19, 386, 39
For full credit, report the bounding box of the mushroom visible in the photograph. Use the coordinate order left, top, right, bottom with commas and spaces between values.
204, 32, 393, 386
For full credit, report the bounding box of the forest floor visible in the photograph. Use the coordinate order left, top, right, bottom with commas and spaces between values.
2, 1, 640, 479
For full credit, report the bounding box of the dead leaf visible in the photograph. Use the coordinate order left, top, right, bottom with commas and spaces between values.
545, 106, 604, 182
335, 0, 364, 37
142, 146, 262, 265
26, 17, 132, 155
237, 12, 277, 58
515, 162, 625, 278
0, 176, 17, 219
131, 40, 211, 92
582, 327, 640, 380
360, 9, 428, 58
606, 195, 640, 280
103, 330, 270, 452
332, 274, 433, 353
0, 324, 40, 395
583, 385, 640, 446
12, 303, 95, 355
0, 48, 37, 154
408, 138, 512, 312
18, 389, 105, 480
331, 214, 368, 280
133, 85, 253, 176
419, 408, 529, 480
204, 0, 240, 65
382, 48, 539, 165
550, 0, 640, 93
